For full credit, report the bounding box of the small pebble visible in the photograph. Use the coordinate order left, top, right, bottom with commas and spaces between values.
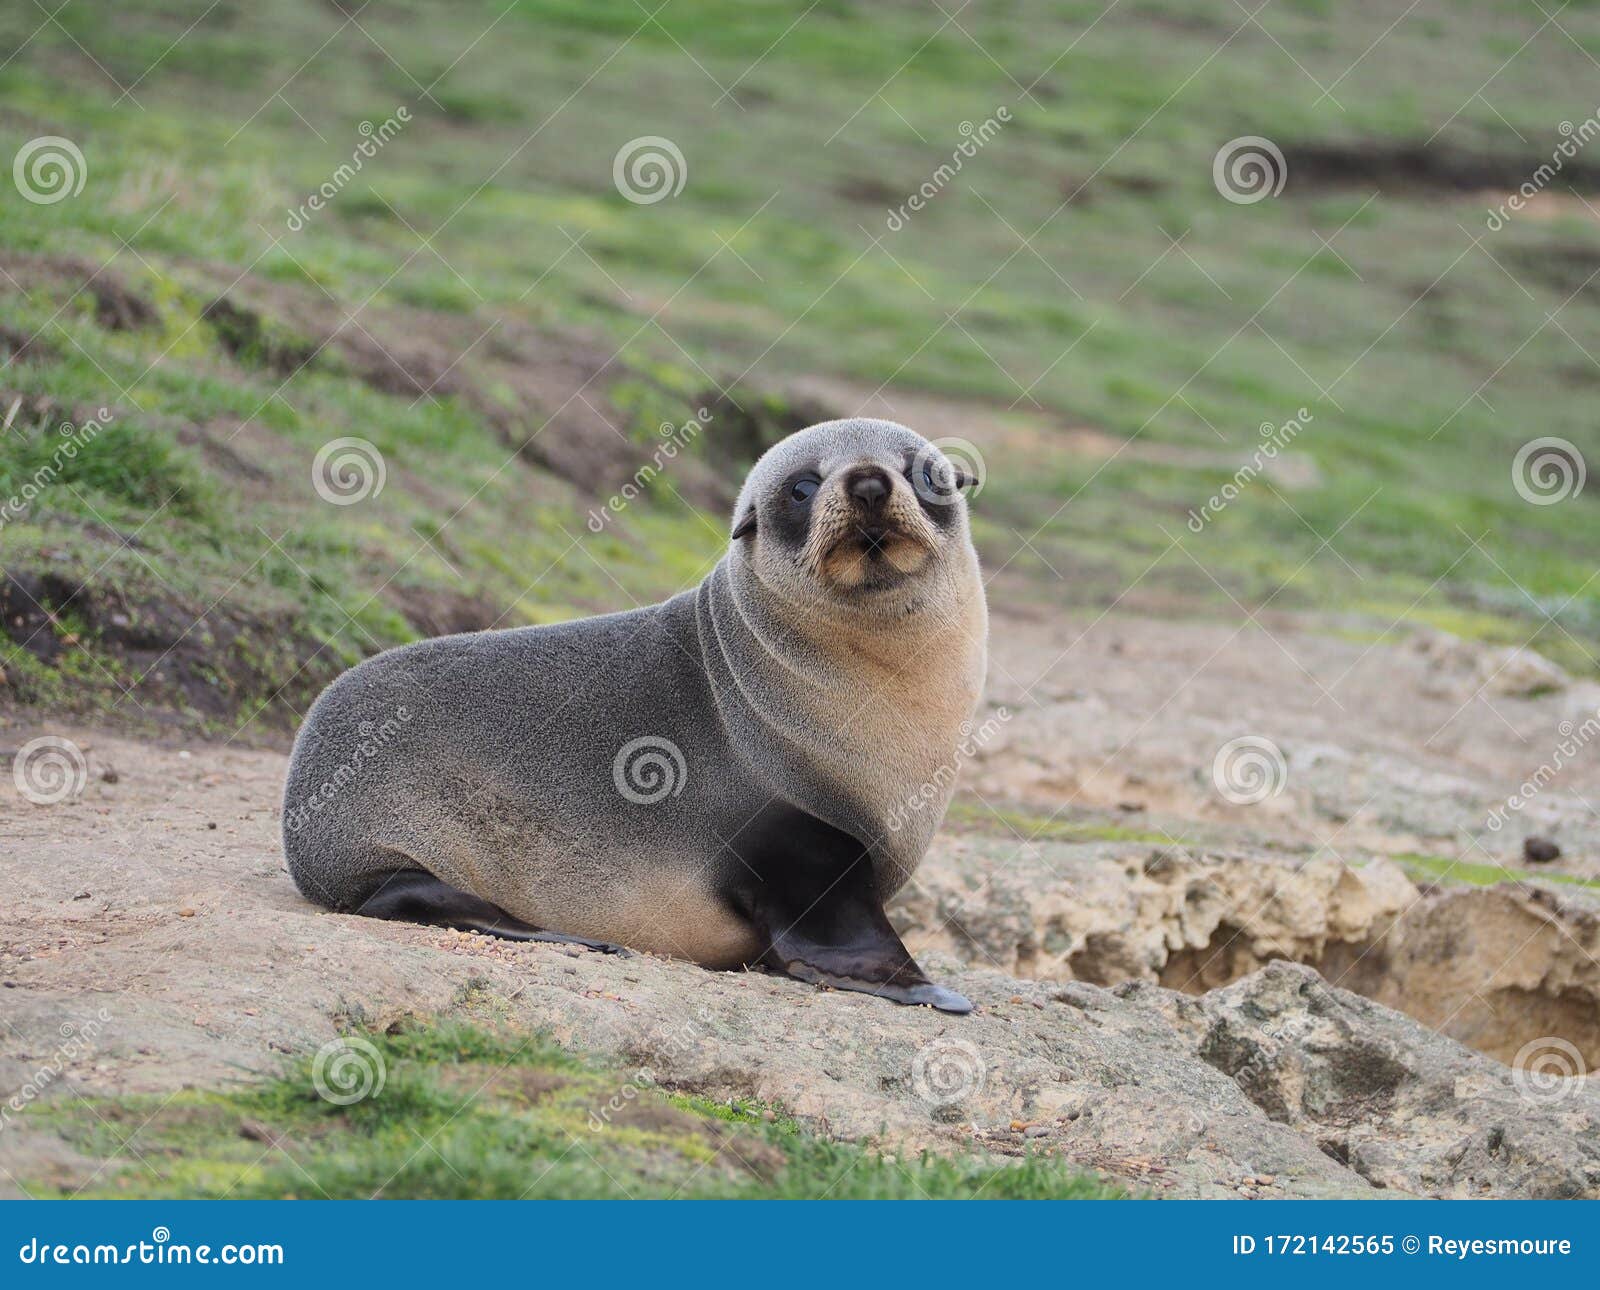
177, 908, 196, 918
1524, 836, 1561, 863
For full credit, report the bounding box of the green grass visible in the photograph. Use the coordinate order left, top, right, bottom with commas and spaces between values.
1395, 850, 1600, 893
2, 0, 1598, 728
944, 799, 1176, 846
22, 1021, 1126, 1200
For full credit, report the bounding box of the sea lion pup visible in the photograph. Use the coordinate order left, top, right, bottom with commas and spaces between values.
283, 418, 988, 1012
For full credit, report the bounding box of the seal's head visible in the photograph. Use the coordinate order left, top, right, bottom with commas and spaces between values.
730, 418, 978, 617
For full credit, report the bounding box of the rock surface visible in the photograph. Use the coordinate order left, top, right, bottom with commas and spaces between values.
5, 606, 1600, 1200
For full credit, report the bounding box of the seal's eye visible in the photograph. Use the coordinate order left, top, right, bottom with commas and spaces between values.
922, 462, 940, 494
790, 477, 819, 503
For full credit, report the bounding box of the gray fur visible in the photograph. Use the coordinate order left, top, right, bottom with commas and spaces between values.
283, 418, 987, 967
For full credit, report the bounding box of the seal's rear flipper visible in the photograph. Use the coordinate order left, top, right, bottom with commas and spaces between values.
744, 849, 973, 1015
355, 869, 630, 954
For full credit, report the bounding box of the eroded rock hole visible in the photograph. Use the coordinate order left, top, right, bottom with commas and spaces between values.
1156, 887, 1600, 1069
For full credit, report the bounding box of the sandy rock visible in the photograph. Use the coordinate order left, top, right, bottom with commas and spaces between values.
895, 840, 1416, 989
1128, 962, 1600, 1198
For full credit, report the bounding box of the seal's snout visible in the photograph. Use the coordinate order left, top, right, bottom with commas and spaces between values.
846, 466, 891, 512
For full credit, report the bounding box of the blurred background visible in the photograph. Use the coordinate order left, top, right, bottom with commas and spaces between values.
7, 0, 1600, 1200
3, 0, 1597, 731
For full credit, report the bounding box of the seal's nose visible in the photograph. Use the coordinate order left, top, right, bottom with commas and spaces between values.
847, 467, 890, 511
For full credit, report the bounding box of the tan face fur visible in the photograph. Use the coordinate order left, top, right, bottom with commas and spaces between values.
732, 419, 978, 629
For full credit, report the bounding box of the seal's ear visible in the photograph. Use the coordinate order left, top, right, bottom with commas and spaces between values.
731, 507, 757, 540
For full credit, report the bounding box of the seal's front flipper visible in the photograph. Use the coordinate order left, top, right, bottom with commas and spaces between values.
743, 850, 972, 1014
355, 869, 630, 955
